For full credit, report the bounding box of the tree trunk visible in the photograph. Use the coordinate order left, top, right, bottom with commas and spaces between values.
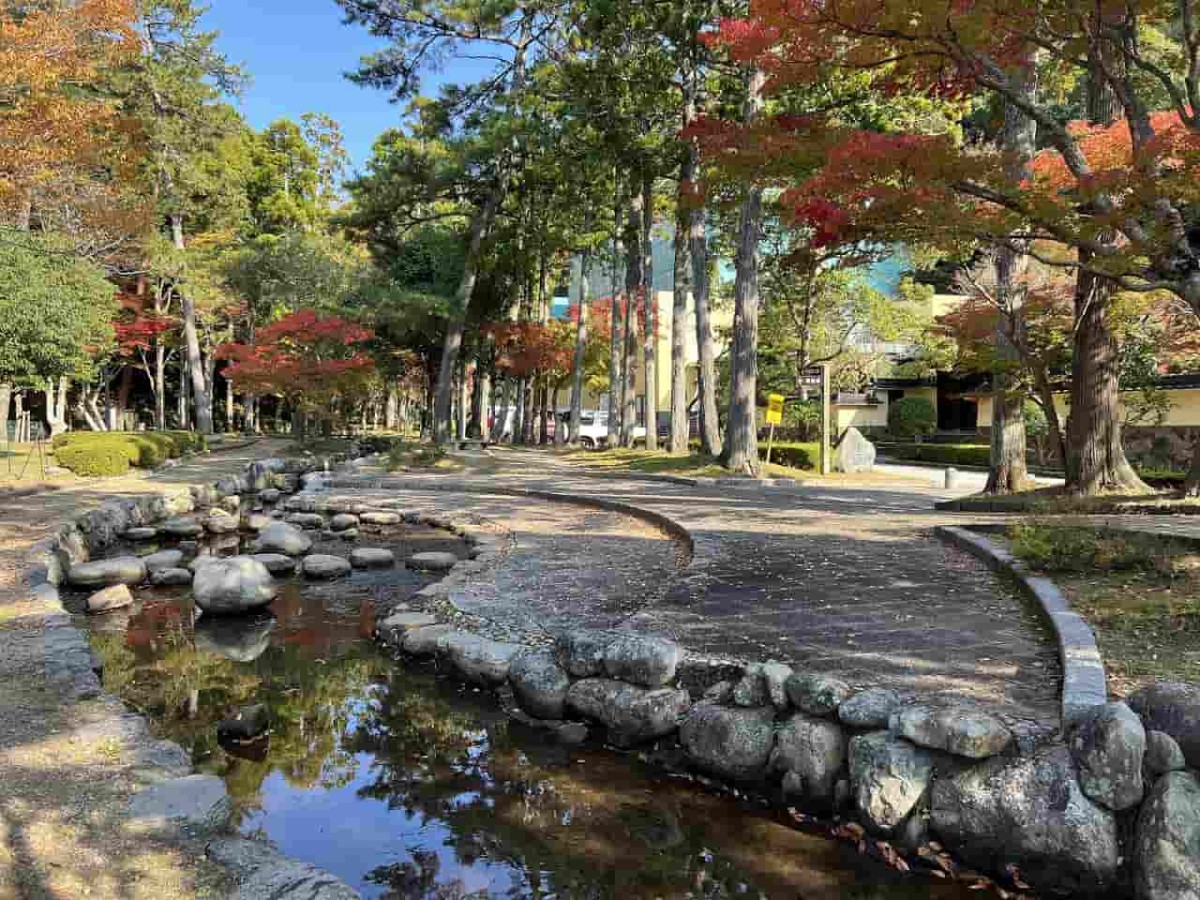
641, 169, 658, 451
569, 238, 591, 444
608, 231, 624, 445
0, 383, 10, 443
723, 70, 767, 474
468, 358, 489, 440
539, 381, 551, 445
171, 213, 212, 435
621, 184, 643, 446
1065, 261, 1149, 493
154, 344, 166, 430
433, 190, 499, 444
224, 373, 234, 432
1063, 51, 1148, 495
177, 360, 189, 429
985, 79, 1036, 494
670, 172, 691, 453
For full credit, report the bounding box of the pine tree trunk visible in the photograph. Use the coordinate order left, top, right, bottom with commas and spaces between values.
569, 240, 591, 444
0, 384, 10, 443
433, 191, 499, 445
539, 382, 551, 445
723, 70, 766, 474
171, 213, 212, 435
608, 229, 624, 445
154, 344, 166, 430
670, 170, 692, 454
641, 170, 658, 451
621, 185, 643, 446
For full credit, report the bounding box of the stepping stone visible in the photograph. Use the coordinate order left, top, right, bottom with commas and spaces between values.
124, 527, 158, 541
258, 488, 281, 504
87, 583, 134, 613
350, 548, 395, 568
302, 554, 351, 580
360, 511, 401, 526
245, 513, 272, 532
329, 513, 359, 531
407, 551, 458, 572
67, 557, 147, 588
143, 549, 184, 574
254, 522, 312, 556
251, 553, 298, 576
161, 518, 204, 538
150, 568, 193, 587
284, 512, 325, 529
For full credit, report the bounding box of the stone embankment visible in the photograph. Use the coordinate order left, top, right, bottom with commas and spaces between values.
370, 481, 1200, 900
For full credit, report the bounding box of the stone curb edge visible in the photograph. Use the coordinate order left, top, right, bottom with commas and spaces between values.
933, 525, 1107, 725
23, 452, 362, 898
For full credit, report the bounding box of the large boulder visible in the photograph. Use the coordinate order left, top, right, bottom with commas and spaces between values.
142, 549, 184, 574
732, 661, 792, 710
329, 513, 359, 532
602, 633, 683, 688
835, 426, 876, 474
772, 713, 847, 802
401, 623, 455, 656
554, 629, 616, 678
301, 554, 351, 580
349, 548, 395, 569
254, 522, 312, 557
849, 732, 933, 832
67, 556, 147, 588
508, 650, 572, 720
1128, 681, 1200, 769
86, 583, 134, 613
892, 704, 1012, 760
566, 678, 691, 746
439, 631, 522, 686
839, 688, 903, 729
1133, 770, 1200, 900
786, 673, 853, 716
930, 745, 1120, 893
192, 556, 276, 615
680, 703, 776, 781
1070, 701, 1145, 811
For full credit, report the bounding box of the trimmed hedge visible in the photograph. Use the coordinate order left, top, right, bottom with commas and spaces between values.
52, 431, 207, 477
761, 441, 816, 470
880, 442, 992, 468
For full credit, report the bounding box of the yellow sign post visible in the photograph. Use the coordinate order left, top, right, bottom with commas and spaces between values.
765, 393, 784, 467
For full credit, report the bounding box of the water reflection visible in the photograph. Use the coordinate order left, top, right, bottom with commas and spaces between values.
84, 530, 980, 899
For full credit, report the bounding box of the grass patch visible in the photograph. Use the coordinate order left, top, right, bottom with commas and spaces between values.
1006, 521, 1200, 692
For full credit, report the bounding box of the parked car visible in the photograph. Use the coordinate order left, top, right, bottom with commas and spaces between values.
574, 411, 645, 449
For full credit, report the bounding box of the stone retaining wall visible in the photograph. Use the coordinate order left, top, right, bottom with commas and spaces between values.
370, 485, 1200, 900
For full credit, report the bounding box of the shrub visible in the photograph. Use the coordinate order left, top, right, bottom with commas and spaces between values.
52, 431, 206, 476
761, 441, 816, 470
887, 397, 937, 438
881, 442, 991, 467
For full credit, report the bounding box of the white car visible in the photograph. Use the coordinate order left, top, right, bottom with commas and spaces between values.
575, 412, 645, 449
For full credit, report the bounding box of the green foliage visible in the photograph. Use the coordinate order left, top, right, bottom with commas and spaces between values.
0, 234, 117, 383
761, 441, 817, 470
1009, 522, 1187, 574
882, 442, 991, 467
782, 401, 822, 441
52, 431, 206, 475
1023, 400, 1048, 437
887, 396, 937, 438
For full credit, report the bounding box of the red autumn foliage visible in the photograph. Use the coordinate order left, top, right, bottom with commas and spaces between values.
216, 310, 375, 401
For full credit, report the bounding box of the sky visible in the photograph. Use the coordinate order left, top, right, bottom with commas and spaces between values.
204, 0, 495, 175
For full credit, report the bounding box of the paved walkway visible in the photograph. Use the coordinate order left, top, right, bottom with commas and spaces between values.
0, 438, 289, 899
337, 448, 1063, 726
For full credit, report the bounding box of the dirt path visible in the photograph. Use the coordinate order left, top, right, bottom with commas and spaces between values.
0, 439, 289, 900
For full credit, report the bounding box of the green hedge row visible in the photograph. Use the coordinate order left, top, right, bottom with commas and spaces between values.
52, 431, 207, 477
761, 441, 816, 470
880, 442, 992, 468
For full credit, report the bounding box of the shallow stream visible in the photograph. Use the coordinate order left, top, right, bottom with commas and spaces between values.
72, 511, 986, 899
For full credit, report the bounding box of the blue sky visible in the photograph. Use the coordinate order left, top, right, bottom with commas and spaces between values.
205, 0, 495, 174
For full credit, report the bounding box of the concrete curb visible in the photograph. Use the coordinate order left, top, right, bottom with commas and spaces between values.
934, 525, 1107, 725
